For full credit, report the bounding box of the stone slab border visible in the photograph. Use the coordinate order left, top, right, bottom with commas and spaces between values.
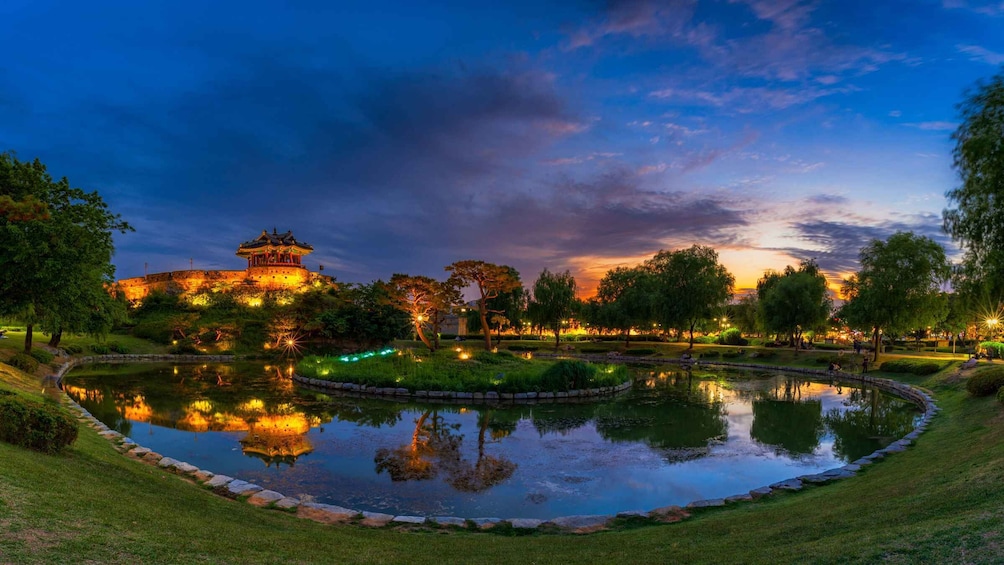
52, 353, 939, 535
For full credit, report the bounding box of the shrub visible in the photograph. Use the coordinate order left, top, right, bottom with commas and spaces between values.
748, 350, 776, 359
0, 394, 78, 453
131, 320, 173, 344
880, 359, 945, 375
721, 350, 744, 359
699, 351, 720, 359
28, 349, 55, 364
506, 345, 539, 352
64, 344, 84, 354
538, 360, 597, 391
89, 344, 111, 355
7, 353, 39, 374
980, 341, 1004, 360
997, 386, 1004, 404
108, 343, 130, 354
967, 367, 1004, 397
579, 347, 607, 354
718, 328, 748, 346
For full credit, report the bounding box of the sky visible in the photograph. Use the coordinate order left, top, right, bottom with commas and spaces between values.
2, 0, 1003, 295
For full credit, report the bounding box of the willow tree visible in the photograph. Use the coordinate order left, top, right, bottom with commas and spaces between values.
595, 266, 652, 347
757, 260, 831, 348
647, 245, 734, 349
445, 260, 520, 350
840, 232, 951, 362
944, 70, 1004, 301
528, 268, 577, 349
0, 152, 132, 352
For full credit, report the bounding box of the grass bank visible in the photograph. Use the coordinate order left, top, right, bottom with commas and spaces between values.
2, 348, 1003, 563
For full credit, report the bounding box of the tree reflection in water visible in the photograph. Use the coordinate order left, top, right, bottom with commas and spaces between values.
750, 377, 824, 456
823, 386, 918, 461
594, 369, 728, 462
374, 409, 517, 492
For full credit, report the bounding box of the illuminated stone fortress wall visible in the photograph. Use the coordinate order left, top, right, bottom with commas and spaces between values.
116, 229, 332, 302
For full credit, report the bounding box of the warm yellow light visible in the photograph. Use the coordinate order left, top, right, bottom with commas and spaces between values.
172, 340, 178, 346
988, 318, 999, 327
459, 352, 471, 360
417, 315, 424, 322
286, 338, 295, 346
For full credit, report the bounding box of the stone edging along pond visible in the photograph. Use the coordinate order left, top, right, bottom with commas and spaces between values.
52, 353, 939, 534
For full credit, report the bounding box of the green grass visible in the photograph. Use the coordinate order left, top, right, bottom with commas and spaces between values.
0, 330, 170, 356
3, 342, 1004, 563
297, 348, 630, 393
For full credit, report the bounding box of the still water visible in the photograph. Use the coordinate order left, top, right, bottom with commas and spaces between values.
64, 362, 919, 519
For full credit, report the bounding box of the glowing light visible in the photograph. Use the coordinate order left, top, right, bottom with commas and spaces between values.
459, 352, 471, 360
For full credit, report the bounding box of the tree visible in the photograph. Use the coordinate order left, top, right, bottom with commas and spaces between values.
528, 269, 577, 349
0, 152, 132, 352
595, 266, 653, 347
944, 70, 1004, 301
840, 232, 951, 362
445, 260, 520, 350
757, 260, 831, 348
647, 245, 734, 349
388, 274, 462, 352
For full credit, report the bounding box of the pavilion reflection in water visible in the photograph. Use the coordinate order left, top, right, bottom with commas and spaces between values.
64, 385, 327, 467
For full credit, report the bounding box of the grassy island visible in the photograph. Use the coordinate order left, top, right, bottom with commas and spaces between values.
297, 348, 631, 393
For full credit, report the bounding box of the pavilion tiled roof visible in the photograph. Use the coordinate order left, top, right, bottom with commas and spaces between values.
238, 229, 313, 252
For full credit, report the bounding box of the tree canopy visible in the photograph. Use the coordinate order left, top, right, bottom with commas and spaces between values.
0, 152, 132, 352
445, 260, 520, 350
840, 232, 951, 361
528, 268, 577, 348
593, 266, 653, 346
647, 245, 734, 349
944, 70, 1004, 301
757, 260, 831, 347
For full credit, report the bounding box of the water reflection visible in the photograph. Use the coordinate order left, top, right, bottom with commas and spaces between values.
751, 378, 825, 456
594, 371, 728, 461
65, 363, 332, 467
63, 363, 921, 518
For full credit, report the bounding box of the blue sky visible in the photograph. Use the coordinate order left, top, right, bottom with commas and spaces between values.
2, 0, 1002, 293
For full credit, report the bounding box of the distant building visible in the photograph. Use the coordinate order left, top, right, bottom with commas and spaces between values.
116, 228, 333, 302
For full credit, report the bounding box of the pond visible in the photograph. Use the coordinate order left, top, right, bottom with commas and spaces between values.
64, 362, 920, 519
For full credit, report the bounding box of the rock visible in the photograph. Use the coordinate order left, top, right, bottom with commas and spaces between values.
391, 516, 426, 525
248, 490, 285, 507
615, 510, 649, 518
749, 486, 773, 499
850, 458, 873, 467
769, 479, 802, 491
174, 461, 199, 474
274, 497, 301, 510
430, 517, 467, 527
205, 475, 234, 488
129, 446, 152, 457
724, 494, 753, 503
842, 464, 862, 472
226, 480, 264, 496
298, 503, 357, 524
471, 518, 502, 529
882, 444, 907, 453
485, 392, 499, 400
647, 505, 688, 523
799, 474, 830, 484
687, 498, 727, 508
821, 469, 856, 480
509, 518, 543, 529
157, 457, 180, 469
361, 511, 395, 527
550, 515, 611, 533
192, 471, 215, 483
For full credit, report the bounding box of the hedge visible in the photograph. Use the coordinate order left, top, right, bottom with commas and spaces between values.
967, 367, 1004, 397
7, 353, 39, 374
879, 359, 945, 375
0, 392, 78, 453
28, 349, 55, 364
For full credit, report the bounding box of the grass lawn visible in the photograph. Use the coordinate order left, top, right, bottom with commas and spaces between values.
2, 343, 1003, 563
0, 330, 170, 357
